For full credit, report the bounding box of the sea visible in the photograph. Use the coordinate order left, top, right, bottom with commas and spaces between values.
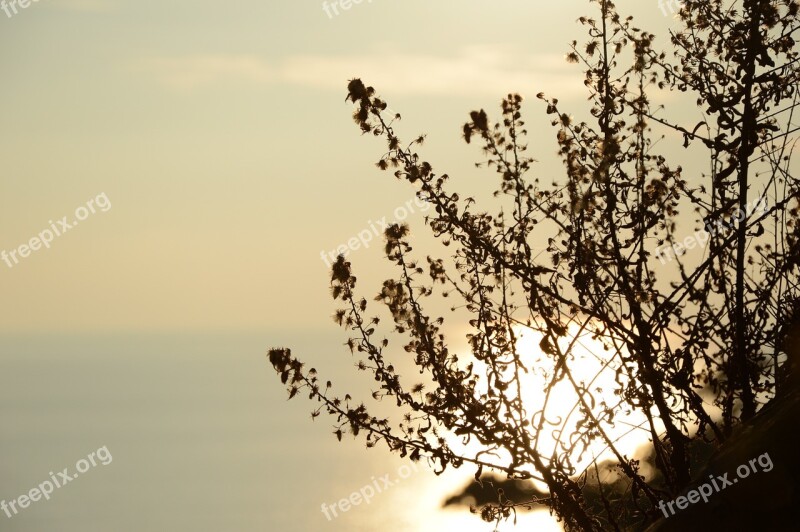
0, 332, 560, 532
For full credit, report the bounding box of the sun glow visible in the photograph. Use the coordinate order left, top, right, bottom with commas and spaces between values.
514, 321, 658, 480
373, 465, 564, 532
387, 321, 663, 531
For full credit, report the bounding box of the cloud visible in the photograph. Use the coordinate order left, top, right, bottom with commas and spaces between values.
140, 46, 585, 98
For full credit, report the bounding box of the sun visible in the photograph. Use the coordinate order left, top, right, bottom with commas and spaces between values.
513, 321, 656, 477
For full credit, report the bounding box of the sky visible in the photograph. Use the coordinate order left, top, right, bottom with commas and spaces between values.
0, 0, 696, 334
3, 2, 785, 531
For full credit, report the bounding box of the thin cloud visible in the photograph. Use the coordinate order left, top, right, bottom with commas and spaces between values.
140, 46, 585, 98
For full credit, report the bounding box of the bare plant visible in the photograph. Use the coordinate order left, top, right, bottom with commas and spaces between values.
269, 0, 800, 529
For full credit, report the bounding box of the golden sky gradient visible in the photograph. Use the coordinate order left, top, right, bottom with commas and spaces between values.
0, 0, 692, 333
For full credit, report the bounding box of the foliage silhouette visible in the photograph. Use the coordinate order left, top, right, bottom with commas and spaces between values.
269, 0, 800, 529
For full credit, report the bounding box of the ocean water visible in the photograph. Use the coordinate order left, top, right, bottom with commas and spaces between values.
0, 332, 559, 532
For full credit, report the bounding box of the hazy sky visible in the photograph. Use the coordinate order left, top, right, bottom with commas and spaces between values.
0, 0, 689, 333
